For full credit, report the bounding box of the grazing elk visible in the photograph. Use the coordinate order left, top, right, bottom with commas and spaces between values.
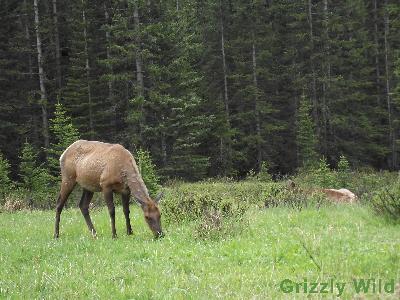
287, 180, 358, 203
54, 140, 163, 239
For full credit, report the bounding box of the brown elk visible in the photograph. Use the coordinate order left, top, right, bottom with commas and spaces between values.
54, 140, 163, 239
287, 180, 358, 203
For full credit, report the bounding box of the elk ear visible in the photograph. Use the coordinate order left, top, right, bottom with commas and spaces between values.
154, 192, 164, 204
136, 197, 147, 207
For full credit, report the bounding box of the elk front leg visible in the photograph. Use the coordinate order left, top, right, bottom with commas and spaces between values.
103, 189, 117, 238
79, 189, 96, 237
54, 179, 76, 238
121, 193, 132, 235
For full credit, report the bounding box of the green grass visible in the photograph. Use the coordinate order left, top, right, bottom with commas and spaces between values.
1, 184, 400, 299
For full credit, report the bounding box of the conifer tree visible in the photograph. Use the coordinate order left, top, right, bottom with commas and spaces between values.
297, 94, 318, 169
19, 142, 38, 192
19, 141, 51, 192
0, 152, 12, 199
47, 103, 80, 177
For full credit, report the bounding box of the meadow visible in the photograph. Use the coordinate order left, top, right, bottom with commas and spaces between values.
1, 178, 400, 299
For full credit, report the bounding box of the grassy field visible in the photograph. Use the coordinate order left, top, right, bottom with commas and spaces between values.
0, 181, 400, 299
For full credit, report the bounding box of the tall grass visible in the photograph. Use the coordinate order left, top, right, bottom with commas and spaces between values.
0, 180, 399, 299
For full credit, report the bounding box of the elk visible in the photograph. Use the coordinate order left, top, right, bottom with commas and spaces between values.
287, 180, 358, 203
54, 140, 163, 239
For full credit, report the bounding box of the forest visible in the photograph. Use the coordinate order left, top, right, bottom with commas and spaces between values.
1, 2, 400, 298
1, 0, 400, 183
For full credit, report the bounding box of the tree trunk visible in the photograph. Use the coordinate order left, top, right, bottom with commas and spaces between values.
373, 0, 381, 104
104, 2, 117, 136
307, 0, 319, 137
22, 0, 33, 80
252, 41, 262, 171
220, 14, 230, 127
52, 0, 62, 90
133, 1, 144, 142
161, 118, 167, 167
219, 1, 231, 175
383, 0, 395, 169
33, 0, 49, 149
321, 0, 330, 155
82, 0, 94, 139
133, 2, 144, 97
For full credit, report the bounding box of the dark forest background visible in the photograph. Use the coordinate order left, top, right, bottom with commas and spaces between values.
1, 0, 400, 181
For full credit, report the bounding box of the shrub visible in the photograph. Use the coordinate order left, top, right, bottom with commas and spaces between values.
136, 148, 161, 197
19, 142, 55, 208
296, 94, 318, 169
161, 182, 252, 240
162, 189, 249, 224
194, 208, 247, 240
371, 183, 400, 222
296, 157, 339, 189
0, 152, 13, 201
20, 143, 52, 190
264, 183, 328, 210
2, 194, 28, 212
314, 157, 338, 188
344, 170, 397, 202
246, 161, 272, 182
337, 155, 351, 187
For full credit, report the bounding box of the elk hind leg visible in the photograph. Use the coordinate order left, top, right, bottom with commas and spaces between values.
103, 189, 117, 238
79, 189, 96, 237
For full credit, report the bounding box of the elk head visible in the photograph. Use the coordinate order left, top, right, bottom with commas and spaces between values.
138, 192, 164, 238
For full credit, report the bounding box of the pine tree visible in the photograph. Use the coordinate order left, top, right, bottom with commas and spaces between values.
136, 148, 160, 196
19, 142, 38, 192
19, 141, 51, 192
0, 152, 12, 199
47, 103, 80, 177
297, 94, 318, 169
337, 154, 351, 187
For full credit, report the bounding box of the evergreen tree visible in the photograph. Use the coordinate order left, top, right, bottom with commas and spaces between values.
337, 154, 351, 187
47, 103, 80, 177
19, 141, 51, 195
19, 142, 38, 192
0, 152, 12, 199
297, 94, 318, 169
136, 148, 160, 196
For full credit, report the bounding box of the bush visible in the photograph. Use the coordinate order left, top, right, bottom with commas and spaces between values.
371, 183, 400, 222
0, 152, 13, 201
2, 194, 28, 212
136, 148, 161, 197
337, 155, 351, 187
344, 170, 397, 202
314, 157, 338, 188
161, 181, 253, 240
264, 183, 329, 210
194, 208, 247, 240
19, 142, 55, 208
162, 188, 249, 224
295, 157, 339, 189
246, 161, 272, 182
